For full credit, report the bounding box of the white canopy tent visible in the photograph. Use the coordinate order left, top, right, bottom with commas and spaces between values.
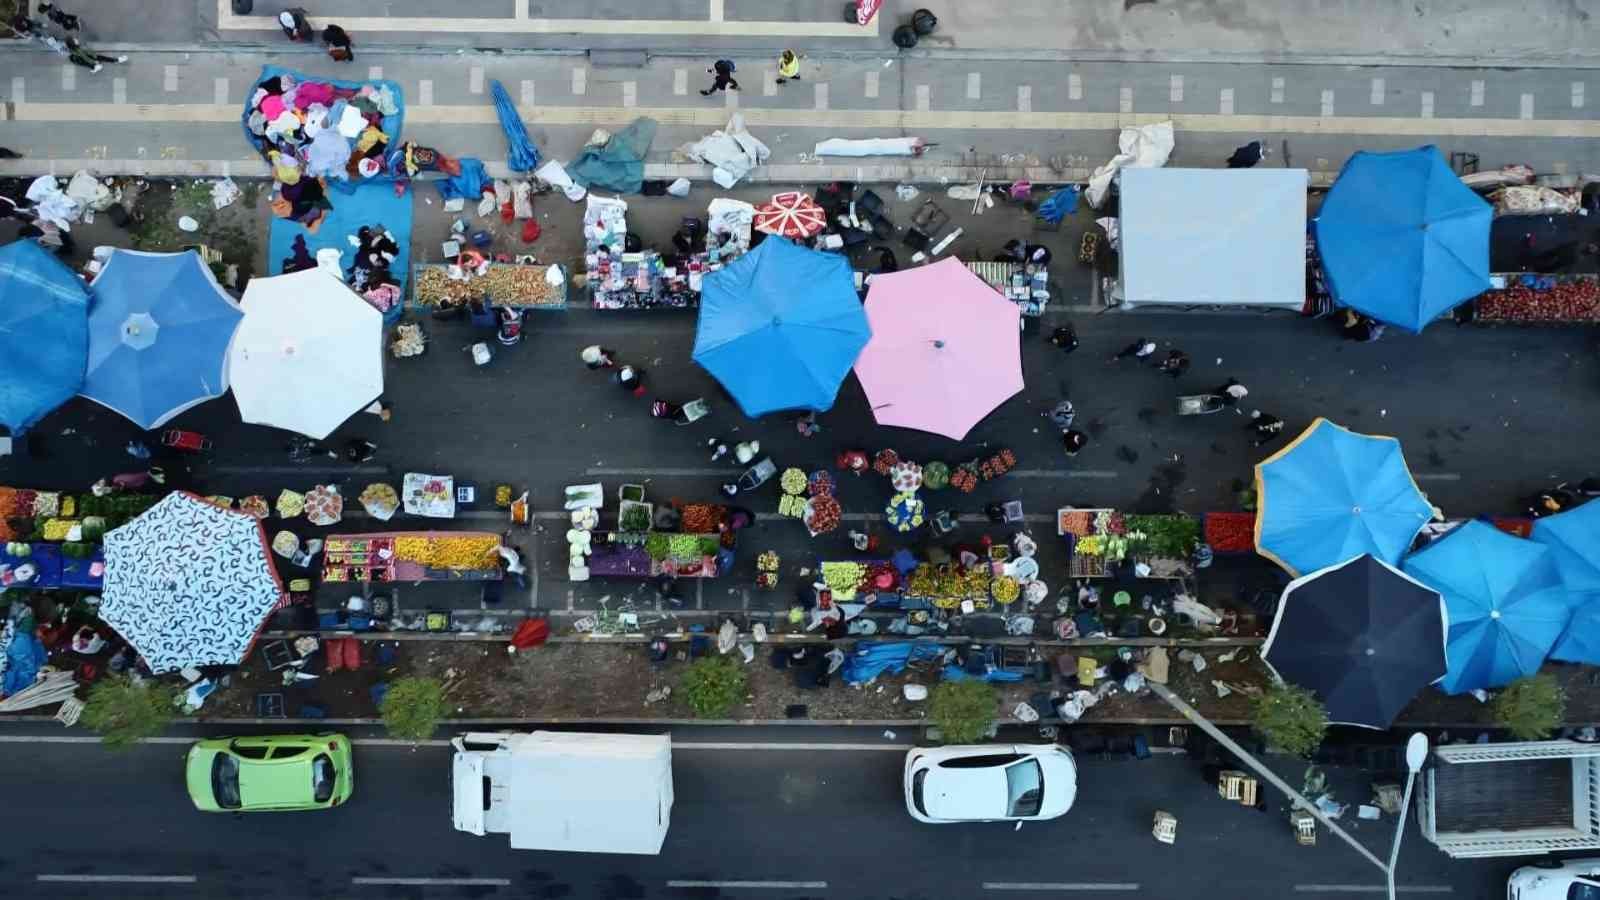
229, 269, 384, 440
1114, 168, 1309, 310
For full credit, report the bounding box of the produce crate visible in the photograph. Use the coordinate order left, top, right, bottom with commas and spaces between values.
1203, 512, 1257, 555
410, 262, 568, 310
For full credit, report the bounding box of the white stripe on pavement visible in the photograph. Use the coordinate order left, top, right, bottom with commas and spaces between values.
38, 875, 197, 884
1412, 473, 1461, 481
983, 883, 1140, 892
354, 877, 511, 887
668, 881, 827, 890
1294, 886, 1453, 894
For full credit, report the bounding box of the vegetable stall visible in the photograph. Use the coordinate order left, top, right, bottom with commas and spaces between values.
321, 531, 504, 583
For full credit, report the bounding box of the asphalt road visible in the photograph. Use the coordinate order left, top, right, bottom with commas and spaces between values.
0, 726, 1521, 899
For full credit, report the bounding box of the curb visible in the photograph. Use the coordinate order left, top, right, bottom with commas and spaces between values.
262, 629, 1267, 649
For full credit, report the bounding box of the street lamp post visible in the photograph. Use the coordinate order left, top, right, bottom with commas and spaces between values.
1386, 733, 1432, 900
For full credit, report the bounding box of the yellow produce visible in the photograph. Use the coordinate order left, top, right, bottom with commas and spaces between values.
394, 534, 500, 570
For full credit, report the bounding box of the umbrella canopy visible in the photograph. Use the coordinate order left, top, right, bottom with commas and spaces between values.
229, 269, 385, 439
1262, 554, 1447, 729
490, 79, 540, 172
1254, 418, 1434, 577
82, 249, 242, 429
754, 191, 828, 239
692, 237, 870, 417
99, 492, 284, 674
1403, 520, 1571, 694
1532, 501, 1600, 664
853, 258, 1023, 440
0, 240, 89, 433
1315, 146, 1491, 332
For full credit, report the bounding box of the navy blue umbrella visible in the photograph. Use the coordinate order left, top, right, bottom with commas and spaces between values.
490, 79, 540, 173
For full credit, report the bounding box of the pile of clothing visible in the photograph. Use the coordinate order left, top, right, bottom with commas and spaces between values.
246, 72, 399, 186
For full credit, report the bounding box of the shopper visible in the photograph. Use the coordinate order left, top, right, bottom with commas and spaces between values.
1048, 400, 1076, 431
37, 2, 78, 32
64, 36, 125, 73
776, 50, 801, 84
1214, 377, 1249, 406
1063, 429, 1088, 457
796, 411, 821, 437
1159, 349, 1191, 378
1110, 338, 1156, 363
1249, 411, 1285, 448
1048, 325, 1079, 353
581, 345, 616, 369
700, 58, 739, 95
615, 364, 644, 395
1227, 140, 1266, 169
322, 23, 354, 62
277, 7, 312, 41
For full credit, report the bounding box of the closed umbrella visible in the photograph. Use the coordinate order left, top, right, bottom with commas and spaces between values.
490, 79, 540, 173
99, 492, 285, 674
82, 249, 242, 429
1262, 554, 1446, 729
692, 237, 870, 417
1403, 520, 1571, 694
1254, 418, 1434, 577
229, 269, 384, 439
0, 240, 89, 433
754, 192, 828, 239
1532, 501, 1600, 664
1315, 146, 1491, 332
852, 258, 1023, 440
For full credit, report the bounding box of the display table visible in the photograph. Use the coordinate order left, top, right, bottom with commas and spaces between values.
1474, 273, 1600, 323
964, 260, 1050, 317
411, 262, 567, 310
323, 531, 502, 583
402, 473, 455, 518
587, 249, 699, 310
585, 531, 724, 578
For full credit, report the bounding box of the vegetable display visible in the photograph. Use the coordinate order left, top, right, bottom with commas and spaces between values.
275, 489, 306, 519
1204, 512, 1256, 552
804, 495, 842, 535
923, 461, 950, 490
821, 561, 865, 599
1476, 275, 1600, 323
414, 263, 565, 308
394, 535, 500, 570
779, 468, 808, 495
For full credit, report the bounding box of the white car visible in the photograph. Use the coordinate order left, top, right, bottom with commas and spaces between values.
903, 744, 1077, 824
1509, 858, 1600, 900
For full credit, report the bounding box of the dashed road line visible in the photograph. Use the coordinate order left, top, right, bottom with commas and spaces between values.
1169, 74, 1183, 103
668, 881, 827, 890
38, 874, 197, 884
1321, 88, 1335, 116
1470, 79, 1485, 106
571, 67, 586, 95
521, 78, 535, 106
61, 64, 74, 92
1413, 473, 1461, 482
1521, 92, 1535, 119
673, 69, 687, 96
1370, 77, 1385, 105
622, 80, 637, 108
418, 79, 433, 106
983, 884, 1140, 892
354, 877, 511, 887
163, 65, 178, 92
864, 70, 879, 98
367, 66, 383, 81
815, 82, 829, 110
1219, 87, 1233, 115
1069, 73, 1082, 101
1271, 76, 1285, 103
1294, 886, 1453, 894
967, 72, 982, 100
1017, 84, 1031, 113
916, 83, 930, 111
469, 66, 484, 95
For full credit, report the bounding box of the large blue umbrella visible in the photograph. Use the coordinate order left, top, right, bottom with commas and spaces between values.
82, 249, 242, 430
0, 240, 89, 433
1532, 501, 1600, 664
1315, 146, 1491, 332
692, 237, 871, 417
1254, 418, 1434, 577
1403, 520, 1571, 694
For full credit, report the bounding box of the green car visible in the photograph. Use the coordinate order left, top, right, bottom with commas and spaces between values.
185, 734, 354, 812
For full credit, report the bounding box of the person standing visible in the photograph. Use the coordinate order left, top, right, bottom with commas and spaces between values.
1048, 400, 1075, 431
1249, 411, 1285, 447
1110, 337, 1156, 363
1227, 140, 1266, 168
776, 49, 801, 85
700, 58, 739, 95
322, 23, 354, 62
37, 2, 79, 32
615, 364, 644, 395
278, 7, 312, 41
1049, 325, 1079, 353
64, 36, 125, 73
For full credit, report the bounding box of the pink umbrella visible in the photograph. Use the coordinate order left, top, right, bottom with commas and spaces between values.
853, 258, 1023, 440
754, 192, 828, 239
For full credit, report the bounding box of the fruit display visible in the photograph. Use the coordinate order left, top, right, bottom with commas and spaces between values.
777, 493, 806, 518
678, 504, 725, 533
821, 561, 865, 600
950, 464, 979, 493
804, 495, 842, 535
276, 489, 306, 519
808, 470, 836, 497
304, 486, 344, 526
1204, 512, 1256, 553
1057, 509, 1096, 536
889, 461, 923, 493
1476, 275, 1600, 323
394, 534, 500, 570
414, 263, 566, 308
992, 576, 1021, 605
358, 483, 399, 521
780, 467, 808, 495
238, 495, 271, 520
872, 449, 900, 476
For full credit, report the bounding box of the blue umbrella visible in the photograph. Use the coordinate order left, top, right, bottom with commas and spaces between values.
1315, 146, 1491, 332
1532, 501, 1600, 664
1403, 520, 1571, 694
490, 79, 540, 173
1254, 418, 1434, 577
692, 238, 871, 417
0, 240, 89, 434
82, 250, 242, 430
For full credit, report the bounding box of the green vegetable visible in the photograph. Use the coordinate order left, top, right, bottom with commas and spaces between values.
618, 503, 652, 533
1125, 514, 1200, 558
644, 533, 670, 561
923, 461, 949, 490
668, 534, 705, 561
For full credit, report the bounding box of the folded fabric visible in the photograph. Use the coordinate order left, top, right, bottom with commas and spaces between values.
306, 128, 353, 179
296, 80, 335, 109
337, 104, 367, 139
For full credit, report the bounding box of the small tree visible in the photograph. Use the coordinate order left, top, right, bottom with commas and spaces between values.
82, 676, 179, 750
928, 680, 997, 743
380, 676, 447, 742
679, 656, 746, 718
1494, 673, 1566, 740
1251, 683, 1329, 758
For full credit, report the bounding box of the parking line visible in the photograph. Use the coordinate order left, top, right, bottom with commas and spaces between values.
864, 70, 879, 99
1271, 76, 1285, 104
983, 884, 1139, 892
815, 82, 829, 110
1068, 73, 1082, 101
1294, 887, 1452, 894
668, 881, 827, 890
9, 76, 23, 104
38, 875, 197, 884
354, 877, 511, 887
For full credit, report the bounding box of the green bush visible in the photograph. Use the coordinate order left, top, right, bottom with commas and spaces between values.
1251, 683, 1329, 758
82, 676, 179, 750
1494, 674, 1566, 740
380, 676, 447, 742
679, 656, 746, 718
929, 680, 997, 743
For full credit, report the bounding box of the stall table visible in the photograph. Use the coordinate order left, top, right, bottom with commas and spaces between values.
964, 260, 1051, 317
322, 531, 502, 583
411, 262, 567, 310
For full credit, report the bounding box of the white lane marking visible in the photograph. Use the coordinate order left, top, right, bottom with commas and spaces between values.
354, 877, 512, 887
983, 884, 1140, 892
112, 78, 126, 104
622, 80, 637, 108
469, 66, 484, 95
1271, 76, 1285, 104
673, 68, 687, 96
38, 875, 198, 884
10, 76, 23, 104
367, 66, 383, 81
725, 84, 739, 108
1017, 85, 1032, 113
571, 67, 586, 95
1068, 73, 1082, 101
668, 882, 827, 890
1169, 74, 1182, 103
1119, 85, 1132, 113
1294, 887, 1452, 894
1421, 91, 1434, 118
814, 82, 829, 110
1520, 92, 1534, 119
967, 72, 981, 100
163, 65, 178, 92
763, 69, 776, 96
1370, 77, 1385, 105
1574, 82, 1586, 108
1219, 88, 1233, 115
1413, 473, 1461, 482
1320, 89, 1335, 116
916, 84, 930, 111
864, 70, 879, 98
521, 79, 535, 106
61, 65, 74, 92
418, 79, 433, 106
1470, 79, 1484, 106
0, 736, 917, 751
213, 76, 228, 105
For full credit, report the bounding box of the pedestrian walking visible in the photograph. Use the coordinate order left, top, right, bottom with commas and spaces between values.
64, 37, 125, 73
1227, 140, 1266, 169
1048, 325, 1079, 353
699, 58, 739, 95
37, 2, 79, 32
1249, 410, 1285, 447
1063, 429, 1088, 457
776, 49, 801, 84
277, 7, 313, 41
1110, 337, 1156, 363
1158, 349, 1191, 378
1048, 400, 1075, 431
581, 345, 616, 369
1214, 377, 1249, 406
6, 11, 42, 37
0, 148, 20, 159
322, 23, 354, 62
614, 364, 644, 395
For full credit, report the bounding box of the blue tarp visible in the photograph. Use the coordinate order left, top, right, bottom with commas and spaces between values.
569, 118, 657, 194
2, 631, 46, 697
1314, 146, 1491, 332
1036, 186, 1079, 224
240, 65, 405, 165
942, 663, 1026, 683
82, 250, 242, 429
1403, 520, 1572, 694
0, 240, 89, 434
693, 237, 872, 417
436, 158, 490, 202
1532, 502, 1600, 664
268, 179, 413, 323
490, 80, 540, 173
842, 641, 944, 686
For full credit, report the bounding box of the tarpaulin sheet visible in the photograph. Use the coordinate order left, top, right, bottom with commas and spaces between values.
241, 65, 405, 162
268, 180, 413, 321
2, 632, 46, 697
0, 239, 89, 433
841, 640, 943, 685
569, 118, 657, 194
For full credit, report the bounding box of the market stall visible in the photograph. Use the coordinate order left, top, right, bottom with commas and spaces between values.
963, 259, 1051, 317
322, 531, 502, 583
1057, 508, 1199, 580
412, 261, 567, 311
585, 532, 725, 579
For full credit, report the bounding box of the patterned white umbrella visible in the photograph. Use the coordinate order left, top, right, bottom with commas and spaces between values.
100, 492, 284, 674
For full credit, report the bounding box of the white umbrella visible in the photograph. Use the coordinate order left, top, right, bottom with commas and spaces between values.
229, 269, 384, 439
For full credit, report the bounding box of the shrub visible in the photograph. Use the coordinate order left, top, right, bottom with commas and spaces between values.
1251, 683, 1329, 758
928, 680, 997, 743
679, 656, 746, 718
82, 676, 179, 750
1494, 673, 1566, 740
380, 676, 447, 741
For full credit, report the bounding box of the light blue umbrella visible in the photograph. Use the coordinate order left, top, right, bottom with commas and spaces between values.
1254, 418, 1434, 577
0, 240, 89, 433
1532, 501, 1600, 664
692, 237, 871, 417
1315, 146, 1491, 332
1403, 520, 1571, 694
82, 249, 242, 429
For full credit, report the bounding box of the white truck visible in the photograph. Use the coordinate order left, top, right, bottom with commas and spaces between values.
450, 731, 673, 855
1417, 739, 1600, 858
